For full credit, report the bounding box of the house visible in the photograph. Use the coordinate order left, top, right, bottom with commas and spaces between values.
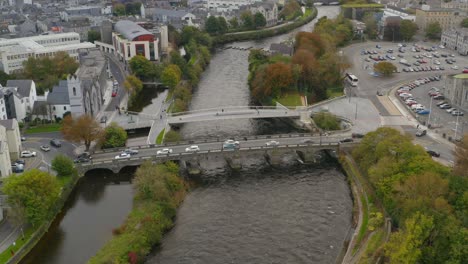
441, 29, 468, 56
46, 75, 82, 120
0, 124, 12, 178
0, 87, 27, 122
415, 5, 466, 33
6, 80, 37, 113
249, 1, 278, 27
151, 8, 196, 27
270, 43, 293, 56
0, 119, 21, 160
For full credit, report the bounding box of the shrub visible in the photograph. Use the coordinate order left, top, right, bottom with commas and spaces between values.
101, 122, 127, 149
313, 112, 340, 130
164, 130, 182, 143
51, 155, 75, 177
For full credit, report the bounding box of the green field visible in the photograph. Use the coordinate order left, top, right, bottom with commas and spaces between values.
275, 93, 303, 107
25, 123, 62, 134
156, 128, 165, 144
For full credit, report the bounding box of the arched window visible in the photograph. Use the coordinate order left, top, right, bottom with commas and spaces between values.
73, 87, 76, 96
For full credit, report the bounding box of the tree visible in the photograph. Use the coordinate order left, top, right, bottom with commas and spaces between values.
363, 13, 378, 39
101, 122, 128, 149
217, 17, 228, 34
279, 0, 302, 21
400, 20, 418, 41
453, 134, 468, 177
374, 61, 397, 76
251, 62, 294, 100
51, 155, 75, 177
254, 12, 267, 29
161, 64, 182, 89
461, 18, 468, 28
3, 169, 61, 227
88, 30, 101, 43
129, 56, 157, 80
61, 115, 104, 151
425, 22, 442, 39
164, 130, 182, 142
240, 11, 254, 29
313, 112, 340, 130
0, 70, 11, 86
123, 75, 143, 95
113, 3, 126, 16
229, 17, 239, 28
205, 16, 220, 35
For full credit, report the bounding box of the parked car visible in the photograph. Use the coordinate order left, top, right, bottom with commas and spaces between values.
123, 148, 139, 155
352, 133, 365, 138
21, 150, 37, 158
439, 104, 452, 109
340, 138, 354, 143
50, 139, 61, 147
451, 65, 459, 70
452, 111, 464, 116
20, 136, 26, 141
436, 101, 447, 106
446, 108, 457, 113
74, 157, 91, 163
77, 152, 92, 160
415, 130, 427, 137
185, 145, 200, 152
417, 109, 430, 115
433, 95, 445, 100
426, 150, 440, 157
156, 148, 173, 155
115, 153, 131, 159
265, 140, 280, 147
15, 159, 25, 165
112, 89, 117, 97
100, 116, 107, 123
40, 145, 51, 152
11, 163, 24, 173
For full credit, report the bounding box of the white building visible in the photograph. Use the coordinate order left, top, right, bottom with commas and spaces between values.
443, 74, 468, 112
441, 29, 468, 56
0, 124, 12, 178
0, 119, 21, 160
205, 0, 262, 12
113, 20, 161, 62
0, 32, 95, 74
0, 80, 37, 122
45, 75, 83, 119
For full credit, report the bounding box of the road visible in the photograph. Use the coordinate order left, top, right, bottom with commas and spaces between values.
20, 138, 77, 172
90, 134, 354, 163
105, 55, 127, 112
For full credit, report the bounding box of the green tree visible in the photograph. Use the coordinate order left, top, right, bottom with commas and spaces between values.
425, 21, 442, 39
123, 75, 143, 95
217, 16, 228, 34
51, 155, 75, 177
0, 70, 11, 86
363, 13, 378, 39
101, 122, 128, 149
279, 0, 302, 21
384, 212, 434, 264
254, 12, 267, 29
164, 130, 182, 142
161, 64, 182, 89
87, 30, 101, 43
453, 133, 468, 177
241, 11, 254, 29
229, 17, 239, 28
461, 18, 468, 28
113, 3, 126, 16
205, 16, 220, 35
374, 61, 397, 76
129, 55, 157, 80
3, 169, 61, 227
400, 20, 418, 41
313, 112, 340, 130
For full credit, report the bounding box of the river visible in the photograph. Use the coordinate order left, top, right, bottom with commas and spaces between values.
21, 6, 350, 264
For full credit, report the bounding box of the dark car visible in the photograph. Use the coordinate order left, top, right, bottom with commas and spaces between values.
352, 133, 365, 138
77, 152, 92, 160
15, 159, 25, 165
100, 116, 107, 123
74, 157, 91, 163
50, 139, 62, 147
340, 138, 354, 143
416, 130, 427, 137
426, 150, 440, 157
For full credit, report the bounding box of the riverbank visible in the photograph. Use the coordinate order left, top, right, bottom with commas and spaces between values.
212, 7, 317, 45
88, 162, 187, 263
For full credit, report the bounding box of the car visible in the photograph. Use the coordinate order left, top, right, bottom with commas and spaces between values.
77, 152, 92, 160
21, 150, 37, 158
416, 109, 430, 115
434, 60, 440, 65
439, 66, 445, 70
123, 148, 139, 155
436, 101, 447, 106
157, 148, 173, 155
113, 80, 118, 86
446, 108, 457, 113
265, 140, 280, 147
223, 139, 240, 149
365, 57, 371, 62
74, 157, 91, 163
11, 163, 24, 173
398, 54, 404, 58
411, 104, 424, 110
415, 130, 427, 137
50, 139, 61, 147
21, 136, 26, 141
340, 138, 354, 143
15, 159, 25, 165
463, 69, 468, 73
185, 145, 200, 152
301, 138, 314, 144
452, 111, 464, 116
351, 133, 364, 138
115, 153, 131, 159
111, 89, 117, 97
406, 101, 418, 106
433, 95, 445, 100
451, 65, 459, 70
100, 116, 107, 123
377, 91, 384, 96
440, 104, 452, 109
426, 150, 440, 157
224, 139, 240, 146
40, 145, 51, 152
376, 44, 381, 49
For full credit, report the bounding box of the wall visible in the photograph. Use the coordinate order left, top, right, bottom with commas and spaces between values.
0, 126, 12, 178
4, 120, 21, 160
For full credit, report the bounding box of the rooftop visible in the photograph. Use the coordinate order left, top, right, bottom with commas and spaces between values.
115, 20, 153, 41
454, 74, 468, 79
5, 80, 33, 97
0, 119, 16, 130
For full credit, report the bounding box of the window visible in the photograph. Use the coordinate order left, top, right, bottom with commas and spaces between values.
73, 87, 76, 96
53, 106, 56, 110
64, 106, 67, 110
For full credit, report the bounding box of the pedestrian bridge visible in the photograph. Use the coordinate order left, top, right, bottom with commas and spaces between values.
167, 106, 307, 125
76, 139, 347, 175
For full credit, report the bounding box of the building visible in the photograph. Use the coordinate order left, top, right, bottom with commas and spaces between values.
112, 20, 161, 62
270, 43, 293, 56
441, 1, 468, 12
45, 75, 82, 120
150, 8, 196, 27
6, 80, 37, 113
0, 119, 21, 160
0, 32, 95, 74
249, 1, 278, 27
444, 74, 468, 113
0, 87, 27, 121
205, 0, 261, 12
0, 124, 12, 178
441, 29, 468, 56
415, 5, 465, 33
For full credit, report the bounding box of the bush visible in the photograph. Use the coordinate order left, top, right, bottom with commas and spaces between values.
101, 122, 128, 149
51, 155, 75, 177
164, 130, 182, 143
313, 112, 340, 130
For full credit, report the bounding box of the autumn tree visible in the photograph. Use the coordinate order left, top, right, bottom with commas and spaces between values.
279, 0, 302, 21
374, 61, 397, 76
453, 133, 468, 177
113, 3, 126, 16
400, 20, 418, 41
61, 114, 104, 151
240, 11, 254, 29
3, 169, 61, 227
425, 21, 442, 39
161, 64, 182, 89
251, 62, 294, 100
229, 17, 239, 28
124, 75, 143, 95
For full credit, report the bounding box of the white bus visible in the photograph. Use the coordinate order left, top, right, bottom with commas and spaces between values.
346, 73, 358, 87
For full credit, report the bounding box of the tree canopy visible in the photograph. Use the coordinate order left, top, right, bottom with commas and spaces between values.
51, 155, 75, 177
129, 56, 161, 81
425, 22, 442, 39
363, 13, 378, 39
88, 30, 101, 43
253, 12, 267, 28
454, 133, 468, 177
400, 20, 418, 41
374, 61, 397, 76
279, 0, 302, 21
61, 114, 104, 151
462, 18, 468, 28
101, 122, 127, 149
161, 64, 182, 89
205, 16, 228, 35
3, 170, 61, 227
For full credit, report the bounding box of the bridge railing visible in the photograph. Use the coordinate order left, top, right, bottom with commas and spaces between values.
94, 133, 336, 154
167, 105, 292, 117
81, 142, 341, 168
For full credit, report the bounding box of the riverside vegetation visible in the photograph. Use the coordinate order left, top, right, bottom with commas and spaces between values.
89, 162, 187, 264
350, 128, 467, 263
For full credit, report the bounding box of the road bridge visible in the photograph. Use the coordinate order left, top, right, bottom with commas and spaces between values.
77, 134, 356, 174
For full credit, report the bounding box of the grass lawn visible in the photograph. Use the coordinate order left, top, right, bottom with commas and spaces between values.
25, 123, 61, 134
156, 128, 165, 144
276, 93, 303, 107
0, 227, 35, 263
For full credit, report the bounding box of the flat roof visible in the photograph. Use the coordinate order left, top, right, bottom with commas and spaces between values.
115, 20, 153, 41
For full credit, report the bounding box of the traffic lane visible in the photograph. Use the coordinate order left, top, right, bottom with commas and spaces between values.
91, 135, 351, 161
106, 60, 125, 111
